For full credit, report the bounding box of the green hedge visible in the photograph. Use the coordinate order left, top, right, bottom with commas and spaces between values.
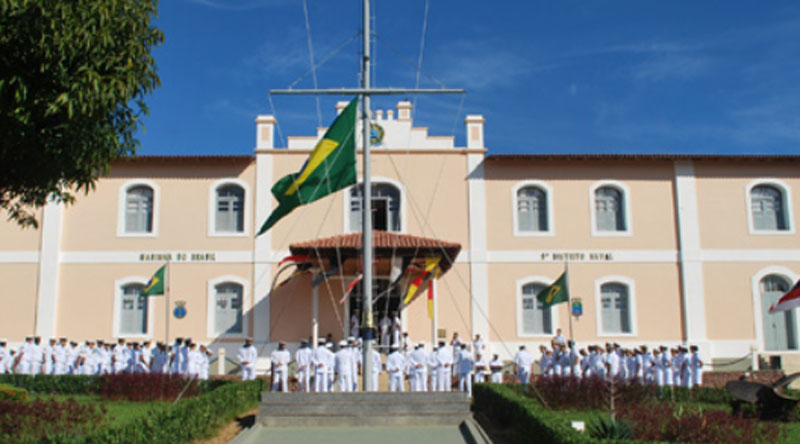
6, 379, 266, 444
472, 384, 667, 444
0, 374, 102, 394
0, 374, 232, 396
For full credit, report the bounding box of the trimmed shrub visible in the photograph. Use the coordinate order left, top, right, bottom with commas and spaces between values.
0, 383, 27, 402
100, 373, 200, 402
0, 374, 102, 394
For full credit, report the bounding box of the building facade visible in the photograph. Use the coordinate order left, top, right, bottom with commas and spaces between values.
2, 100, 799, 372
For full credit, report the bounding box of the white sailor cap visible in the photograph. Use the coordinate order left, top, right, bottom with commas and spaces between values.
0, 338, 7, 343
339, 340, 348, 347
325, 342, 334, 349
347, 336, 355, 342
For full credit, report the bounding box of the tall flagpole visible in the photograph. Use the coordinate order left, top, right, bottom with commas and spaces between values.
360, 0, 376, 392
165, 260, 171, 345
269, 0, 465, 393
566, 260, 573, 342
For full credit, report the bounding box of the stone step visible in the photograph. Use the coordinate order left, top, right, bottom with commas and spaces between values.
259, 402, 469, 416
260, 391, 468, 404
259, 412, 471, 427
257, 391, 473, 428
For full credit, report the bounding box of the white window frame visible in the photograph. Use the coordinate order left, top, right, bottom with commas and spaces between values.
343, 176, 406, 234
516, 275, 561, 338
112, 276, 155, 339
751, 266, 800, 354
594, 276, 637, 337
207, 275, 250, 339
589, 180, 632, 237
745, 179, 794, 235
208, 178, 251, 237
117, 179, 160, 237
512, 180, 555, 237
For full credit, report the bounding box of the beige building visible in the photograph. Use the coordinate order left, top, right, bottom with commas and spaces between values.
2, 100, 799, 372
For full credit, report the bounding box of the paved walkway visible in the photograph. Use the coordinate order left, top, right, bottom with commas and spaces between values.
231, 424, 483, 444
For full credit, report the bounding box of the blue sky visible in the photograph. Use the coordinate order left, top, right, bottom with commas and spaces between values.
136, 0, 800, 156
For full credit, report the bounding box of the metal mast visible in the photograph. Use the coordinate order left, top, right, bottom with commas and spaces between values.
360, 0, 375, 391
270, 0, 464, 392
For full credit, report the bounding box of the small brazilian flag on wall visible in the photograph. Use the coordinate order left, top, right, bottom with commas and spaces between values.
143, 265, 166, 296
257, 97, 358, 235
536, 271, 569, 308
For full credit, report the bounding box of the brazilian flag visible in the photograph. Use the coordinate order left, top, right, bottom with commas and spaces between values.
536, 271, 569, 308
257, 97, 358, 235
143, 265, 166, 296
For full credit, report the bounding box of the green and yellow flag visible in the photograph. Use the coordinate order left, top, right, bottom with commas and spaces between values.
143, 265, 166, 296
536, 271, 569, 308
257, 97, 358, 235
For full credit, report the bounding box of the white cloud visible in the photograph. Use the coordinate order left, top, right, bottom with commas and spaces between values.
430, 40, 552, 91
632, 54, 711, 82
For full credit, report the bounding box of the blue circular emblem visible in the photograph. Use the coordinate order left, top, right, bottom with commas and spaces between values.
370, 123, 385, 146
173, 306, 187, 319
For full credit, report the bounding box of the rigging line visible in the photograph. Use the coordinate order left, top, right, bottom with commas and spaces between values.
301, 0, 322, 127
373, 34, 447, 89
286, 32, 362, 90
267, 94, 286, 150
412, 0, 430, 115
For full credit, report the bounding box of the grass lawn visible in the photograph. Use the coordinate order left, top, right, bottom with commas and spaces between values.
29, 393, 170, 427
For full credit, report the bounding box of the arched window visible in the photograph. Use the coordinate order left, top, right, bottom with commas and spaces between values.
349, 183, 401, 232
521, 282, 553, 335
760, 275, 797, 351
214, 282, 243, 335
751, 185, 789, 231
600, 282, 631, 334
215, 184, 245, 233
125, 186, 153, 233
119, 283, 147, 336
595, 186, 626, 232
517, 186, 548, 232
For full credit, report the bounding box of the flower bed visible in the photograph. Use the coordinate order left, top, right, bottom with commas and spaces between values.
0, 398, 106, 443
0, 384, 27, 402
474, 383, 781, 444
0, 378, 265, 444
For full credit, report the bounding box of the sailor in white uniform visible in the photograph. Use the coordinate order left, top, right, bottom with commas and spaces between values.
456, 344, 473, 397
312, 339, 329, 392
350, 310, 361, 338
379, 313, 392, 348
295, 339, 313, 392
386, 346, 406, 392
237, 337, 257, 381
334, 340, 353, 392
473, 353, 488, 383
391, 312, 402, 347
43, 338, 56, 375
0, 339, 9, 374
409, 342, 428, 392
367, 343, 381, 391
54, 338, 68, 375
30, 336, 44, 375
689, 345, 703, 387
436, 340, 454, 392
514, 345, 534, 384
489, 354, 504, 383
271, 341, 291, 391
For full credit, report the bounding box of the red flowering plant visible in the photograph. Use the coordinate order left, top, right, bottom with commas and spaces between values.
0, 399, 105, 441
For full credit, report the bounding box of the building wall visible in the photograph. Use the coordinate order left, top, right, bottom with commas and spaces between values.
2, 104, 800, 372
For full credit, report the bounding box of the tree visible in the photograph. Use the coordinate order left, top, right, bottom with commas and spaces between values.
0, 0, 163, 227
